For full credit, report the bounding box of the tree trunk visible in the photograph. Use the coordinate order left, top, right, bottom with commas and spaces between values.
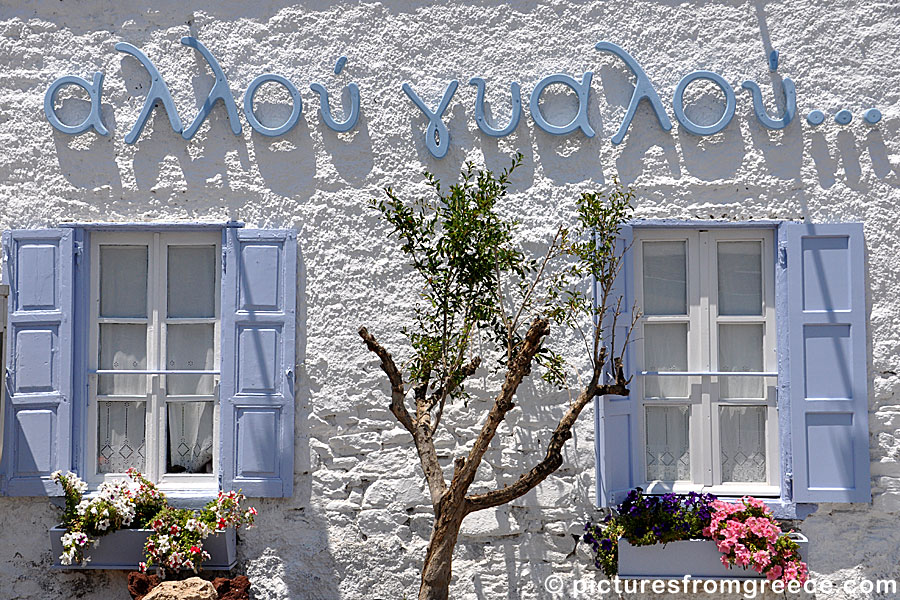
418, 503, 466, 600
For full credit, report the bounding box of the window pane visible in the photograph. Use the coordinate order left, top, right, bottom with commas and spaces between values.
645, 405, 690, 481
97, 400, 145, 473
644, 323, 688, 398
720, 405, 767, 483
167, 401, 214, 473
643, 241, 687, 315
717, 241, 762, 316
99, 324, 147, 395
100, 246, 148, 318
168, 246, 216, 318
166, 324, 215, 395
719, 324, 764, 399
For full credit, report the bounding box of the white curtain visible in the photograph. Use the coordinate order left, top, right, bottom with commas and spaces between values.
720, 405, 767, 482
167, 402, 214, 473
645, 405, 691, 481
97, 401, 146, 473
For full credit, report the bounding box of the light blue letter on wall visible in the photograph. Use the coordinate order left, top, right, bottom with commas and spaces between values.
180, 37, 242, 139
402, 80, 458, 159
529, 73, 595, 137
115, 42, 183, 144
44, 73, 109, 136
595, 41, 672, 144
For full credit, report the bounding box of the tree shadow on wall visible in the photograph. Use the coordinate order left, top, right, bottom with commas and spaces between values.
235, 245, 343, 600
457, 370, 597, 599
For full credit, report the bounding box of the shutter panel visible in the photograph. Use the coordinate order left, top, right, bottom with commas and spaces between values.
783, 222, 871, 503
220, 228, 296, 497
1, 230, 75, 496
596, 225, 636, 507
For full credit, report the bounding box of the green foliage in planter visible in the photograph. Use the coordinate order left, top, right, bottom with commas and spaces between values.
582, 487, 716, 577
50, 470, 256, 573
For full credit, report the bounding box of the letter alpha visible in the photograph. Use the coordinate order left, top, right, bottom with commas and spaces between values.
44, 72, 109, 136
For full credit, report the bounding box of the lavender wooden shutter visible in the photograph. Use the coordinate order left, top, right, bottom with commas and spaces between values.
220, 228, 296, 497
596, 225, 636, 507
1, 230, 74, 496
784, 222, 871, 503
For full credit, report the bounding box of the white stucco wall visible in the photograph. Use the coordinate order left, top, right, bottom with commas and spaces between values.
1, 1, 899, 598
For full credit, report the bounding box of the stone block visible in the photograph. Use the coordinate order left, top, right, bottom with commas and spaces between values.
329, 432, 381, 456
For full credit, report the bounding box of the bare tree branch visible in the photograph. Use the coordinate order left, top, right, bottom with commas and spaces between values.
359, 327, 448, 505
465, 353, 628, 512
450, 317, 550, 498
359, 326, 414, 433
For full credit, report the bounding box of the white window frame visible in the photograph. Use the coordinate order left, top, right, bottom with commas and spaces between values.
86, 231, 221, 492
634, 228, 779, 497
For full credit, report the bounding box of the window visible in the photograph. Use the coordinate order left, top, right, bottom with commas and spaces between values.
634, 229, 778, 496
596, 222, 871, 515
87, 232, 220, 489
0, 226, 297, 498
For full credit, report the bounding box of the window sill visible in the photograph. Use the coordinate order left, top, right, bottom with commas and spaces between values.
74, 487, 219, 509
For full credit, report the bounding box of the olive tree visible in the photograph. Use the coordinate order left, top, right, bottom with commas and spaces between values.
358, 154, 637, 600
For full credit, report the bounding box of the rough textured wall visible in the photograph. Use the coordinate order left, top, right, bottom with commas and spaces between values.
0, 0, 899, 598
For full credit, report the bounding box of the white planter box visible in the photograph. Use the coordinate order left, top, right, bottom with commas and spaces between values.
617, 533, 808, 579
49, 526, 236, 570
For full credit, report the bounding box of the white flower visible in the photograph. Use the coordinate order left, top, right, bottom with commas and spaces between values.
76, 499, 88, 514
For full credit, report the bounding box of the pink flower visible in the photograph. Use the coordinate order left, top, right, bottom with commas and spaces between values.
753, 550, 771, 567
766, 565, 783, 581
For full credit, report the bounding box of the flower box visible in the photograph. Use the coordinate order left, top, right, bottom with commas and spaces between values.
617, 533, 808, 580
49, 526, 236, 571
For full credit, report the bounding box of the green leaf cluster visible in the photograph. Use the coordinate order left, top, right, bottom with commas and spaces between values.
372, 154, 635, 398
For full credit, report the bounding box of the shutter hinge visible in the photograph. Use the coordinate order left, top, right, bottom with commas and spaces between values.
778, 245, 787, 268
74, 241, 84, 263
222, 248, 227, 274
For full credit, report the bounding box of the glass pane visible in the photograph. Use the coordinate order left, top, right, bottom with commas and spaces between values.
645, 405, 691, 481
166, 324, 215, 395
720, 405, 767, 483
97, 400, 146, 473
167, 401, 214, 473
719, 324, 764, 399
642, 241, 687, 315
98, 324, 147, 395
168, 246, 216, 318
644, 323, 688, 398
718, 241, 762, 316
100, 245, 148, 318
